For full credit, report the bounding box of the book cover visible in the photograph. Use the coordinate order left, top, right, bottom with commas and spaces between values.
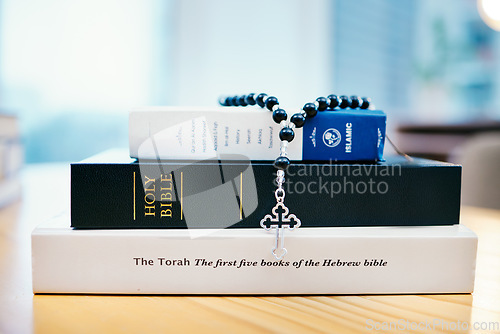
129, 107, 386, 161
32, 214, 477, 294
71, 150, 462, 229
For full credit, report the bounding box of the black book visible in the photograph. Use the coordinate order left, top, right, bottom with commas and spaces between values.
71, 150, 461, 229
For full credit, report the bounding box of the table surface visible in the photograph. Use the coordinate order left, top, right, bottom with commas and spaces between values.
1, 164, 499, 334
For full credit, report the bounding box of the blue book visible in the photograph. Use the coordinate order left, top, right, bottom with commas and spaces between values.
302, 109, 385, 161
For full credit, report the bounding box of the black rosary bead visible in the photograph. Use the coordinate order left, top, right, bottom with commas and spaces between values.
350, 95, 360, 109
316, 97, 328, 111
274, 156, 290, 170
338, 95, 350, 109
256, 93, 268, 108
272, 109, 287, 124
360, 97, 370, 109
303, 102, 317, 117
245, 93, 257, 105
290, 113, 306, 128
237, 95, 248, 106
265, 96, 279, 111
279, 127, 295, 142
230, 96, 240, 106
219, 96, 231, 106
327, 94, 339, 109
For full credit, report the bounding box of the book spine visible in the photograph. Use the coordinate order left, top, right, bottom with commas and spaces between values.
128, 108, 386, 161
70, 161, 461, 229
31, 225, 477, 294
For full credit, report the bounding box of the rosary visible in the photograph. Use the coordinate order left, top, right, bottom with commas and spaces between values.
219, 93, 371, 259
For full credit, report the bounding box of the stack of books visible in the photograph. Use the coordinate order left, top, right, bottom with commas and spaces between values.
32, 107, 477, 294
0, 113, 22, 207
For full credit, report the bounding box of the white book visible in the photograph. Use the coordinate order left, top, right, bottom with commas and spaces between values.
129, 106, 303, 161
32, 215, 477, 295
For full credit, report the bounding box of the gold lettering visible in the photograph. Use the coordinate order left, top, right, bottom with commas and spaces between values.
145, 193, 155, 205
161, 203, 172, 217
161, 174, 173, 191
144, 184, 155, 192
161, 209, 172, 217
144, 175, 155, 186
161, 174, 172, 182
144, 205, 155, 216
160, 192, 172, 201
158, 173, 174, 219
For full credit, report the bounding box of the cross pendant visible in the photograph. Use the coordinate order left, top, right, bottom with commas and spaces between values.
260, 201, 301, 260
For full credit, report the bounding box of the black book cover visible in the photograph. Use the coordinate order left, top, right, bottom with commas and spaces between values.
71, 151, 461, 229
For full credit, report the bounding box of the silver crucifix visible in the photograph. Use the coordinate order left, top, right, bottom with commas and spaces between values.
260, 170, 301, 260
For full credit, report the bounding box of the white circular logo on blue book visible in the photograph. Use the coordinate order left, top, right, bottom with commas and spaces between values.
323, 128, 341, 147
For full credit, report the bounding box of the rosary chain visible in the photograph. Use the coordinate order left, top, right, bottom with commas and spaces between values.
219, 92, 371, 171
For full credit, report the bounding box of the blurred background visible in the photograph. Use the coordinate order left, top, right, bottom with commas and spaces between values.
0, 0, 499, 207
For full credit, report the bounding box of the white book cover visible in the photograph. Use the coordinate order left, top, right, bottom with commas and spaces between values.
129, 107, 302, 161
32, 214, 477, 295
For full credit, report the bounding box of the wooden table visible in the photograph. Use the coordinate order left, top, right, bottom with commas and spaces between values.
1, 164, 499, 333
